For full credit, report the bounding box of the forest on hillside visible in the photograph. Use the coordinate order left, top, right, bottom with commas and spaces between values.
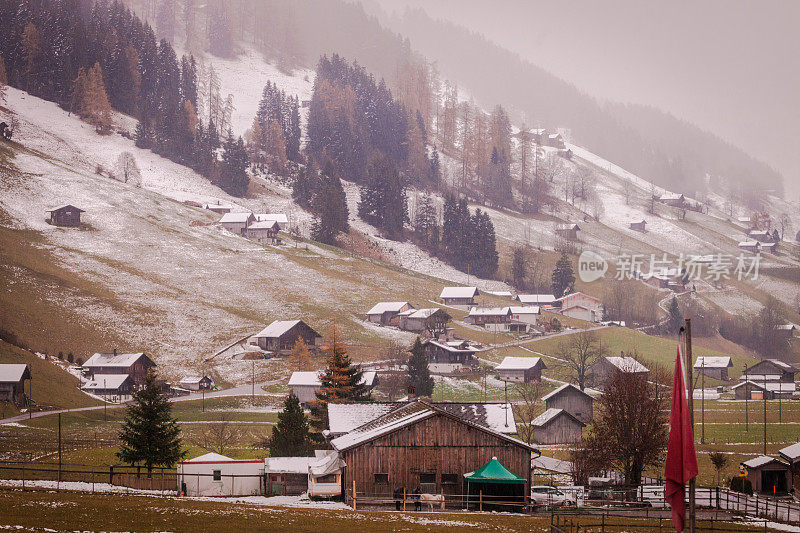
120, 0, 781, 208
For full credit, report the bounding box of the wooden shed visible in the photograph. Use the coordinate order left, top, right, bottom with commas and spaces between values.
529, 408, 584, 444
742, 359, 798, 382
693, 357, 732, 381
0, 364, 31, 407
46, 205, 84, 227
251, 320, 322, 354
439, 286, 479, 306
541, 383, 593, 424
366, 302, 414, 326
629, 220, 647, 232
555, 224, 580, 241
81, 374, 133, 401
264, 457, 314, 496
496, 357, 546, 383
741, 456, 790, 495
329, 400, 537, 502
397, 308, 451, 335
587, 356, 649, 389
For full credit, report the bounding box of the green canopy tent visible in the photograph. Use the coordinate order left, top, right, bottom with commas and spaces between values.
463, 457, 527, 512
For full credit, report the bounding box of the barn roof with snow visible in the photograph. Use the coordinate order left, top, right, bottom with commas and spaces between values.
530, 408, 584, 428
0, 364, 31, 383
694, 356, 732, 369
603, 356, 649, 373
440, 286, 479, 299
516, 294, 556, 305
83, 352, 152, 368
496, 357, 544, 371
366, 302, 412, 315
219, 212, 254, 224
541, 383, 592, 402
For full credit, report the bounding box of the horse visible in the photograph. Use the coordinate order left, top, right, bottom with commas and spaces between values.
419, 493, 445, 511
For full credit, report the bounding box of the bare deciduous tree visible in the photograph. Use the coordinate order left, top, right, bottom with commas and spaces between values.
512, 382, 545, 444
192, 413, 244, 456
557, 331, 608, 390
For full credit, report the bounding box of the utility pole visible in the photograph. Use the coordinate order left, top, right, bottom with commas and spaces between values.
504, 380, 509, 429
202, 387, 205, 413
251, 360, 255, 403
764, 372, 768, 456
103, 378, 107, 421
701, 357, 705, 444
684, 318, 696, 533
744, 363, 748, 431
57, 413, 62, 483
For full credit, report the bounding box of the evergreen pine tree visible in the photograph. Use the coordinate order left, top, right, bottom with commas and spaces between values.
407, 337, 434, 397
292, 161, 316, 208
218, 134, 250, 197
269, 393, 313, 457
511, 246, 527, 290
311, 169, 348, 245
117, 371, 186, 473
667, 296, 682, 334
309, 325, 369, 434
0, 52, 8, 102
551, 252, 576, 298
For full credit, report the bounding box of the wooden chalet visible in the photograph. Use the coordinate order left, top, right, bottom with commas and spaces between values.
693, 357, 732, 381
255, 213, 288, 230
0, 364, 31, 407
440, 286, 479, 306
738, 241, 761, 253
466, 307, 512, 331
251, 320, 322, 354
422, 338, 481, 367
366, 302, 414, 326
328, 400, 537, 501
529, 408, 584, 445
541, 383, 593, 424
244, 220, 280, 244
741, 456, 790, 495
179, 376, 214, 391
397, 308, 451, 335
659, 193, 685, 207
587, 356, 649, 389
81, 374, 133, 400
219, 212, 255, 236
747, 229, 774, 243
82, 351, 155, 388
496, 357, 545, 383
515, 294, 556, 308
203, 202, 232, 214
46, 205, 84, 227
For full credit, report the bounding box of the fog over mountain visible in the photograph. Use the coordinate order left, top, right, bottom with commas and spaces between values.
372, 0, 800, 196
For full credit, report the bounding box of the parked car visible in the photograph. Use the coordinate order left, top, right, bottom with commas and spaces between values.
639, 484, 666, 508
531, 486, 572, 507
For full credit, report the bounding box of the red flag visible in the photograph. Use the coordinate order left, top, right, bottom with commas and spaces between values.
664, 347, 698, 532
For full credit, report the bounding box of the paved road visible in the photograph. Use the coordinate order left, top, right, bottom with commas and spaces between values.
0, 380, 283, 426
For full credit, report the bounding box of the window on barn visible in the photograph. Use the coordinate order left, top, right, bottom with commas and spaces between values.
418, 472, 436, 484
441, 474, 459, 485
212, 470, 221, 481
374, 473, 389, 484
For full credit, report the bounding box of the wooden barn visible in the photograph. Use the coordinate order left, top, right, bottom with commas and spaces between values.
515, 294, 556, 308
251, 320, 322, 354
466, 307, 512, 331
629, 220, 647, 232
366, 302, 414, 326
659, 193, 685, 207
779, 443, 800, 494
422, 339, 481, 368
244, 220, 280, 244
741, 456, 791, 495
397, 308, 451, 335
587, 356, 649, 389
555, 223, 580, 241
529, 408, 584, 445
219, 212, 255, 236
741, 359, 798, 382
731, 380, 795, 400
179, 375, 214, 391
328, 400, 537, 503
496, 357, 546, 383
81, 374, 133, 401
82, 351, 156, 388
541, 383, 593, 424
440, 286, 479, 306
693, 356, 733, 381
738, 241, 761, 253
0, 364, 31, 407
46, 205, 84, 227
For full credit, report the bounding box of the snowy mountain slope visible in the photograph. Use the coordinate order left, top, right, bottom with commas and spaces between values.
0, 88, 459, 384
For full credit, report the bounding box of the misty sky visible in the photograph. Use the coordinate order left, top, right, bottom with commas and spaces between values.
374, 0, 800, 196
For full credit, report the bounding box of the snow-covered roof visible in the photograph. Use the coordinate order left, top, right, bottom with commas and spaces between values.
468, 306, 510, 317
748, 229, 770, 236
780, 443, 800, 463
732, 381, 796, 393
743, 359, 798, 373
496, 356, 543, 371
555, 223, 580, 231
83, 352, 148, 368
219, 212, 253, 224
328, 403, 399, 435
179, 376, 211, 384
400, 308, 444, 319
738, 241, 760, 247
659, 193, 684, 201
541, 383, 592, 402
265, 456, 314, 474
557, 291, 600, 303
289, 370, 376, 388
533, 455, 573, 474
81, 374, 131, 390
183, 452, 234, 463
737, 217, 751, 223
366, 302, 411, 315
424, 339, 482, 354
603, 356, 649, 373
531, 408, 583, 427
516, 294, 556, 305
253, 320, 303, 339
330, 401, 531, 452
255, 213, 288, 224
509, 306, 540, 315
694, 357, 732, 369
741, 455, 785, 469
629, 219, 647, 225
247, 220, 279, 230
440, 286, 479, 299
46, 204, 84, 213
0, 364, 30, 383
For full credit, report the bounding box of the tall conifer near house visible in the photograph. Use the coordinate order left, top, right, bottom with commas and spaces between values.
117, 371, 185, 474
407, 338, 434, 397
270, 393, 313, 457
309, 325, 369, 434
551, 252, 575, 298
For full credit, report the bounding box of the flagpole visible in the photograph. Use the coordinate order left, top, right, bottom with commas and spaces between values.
684, 318, 696, 533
